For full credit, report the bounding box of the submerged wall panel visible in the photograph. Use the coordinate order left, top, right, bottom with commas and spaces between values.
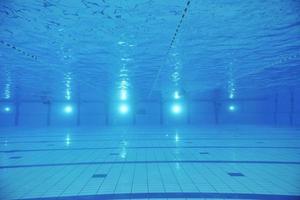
190, 102, 215, 124
80, 102, 106, 126
135, 102, 160, 125
19, 103, 47, 126
0, 87, 299, 127
219, 99, 274, 125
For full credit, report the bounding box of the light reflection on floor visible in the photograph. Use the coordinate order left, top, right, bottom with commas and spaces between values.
0, 126, 300, 200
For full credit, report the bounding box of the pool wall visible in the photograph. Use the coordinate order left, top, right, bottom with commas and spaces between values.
1, 87, 299, 127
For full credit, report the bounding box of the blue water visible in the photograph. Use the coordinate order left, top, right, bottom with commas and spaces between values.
0, 0, 300, 199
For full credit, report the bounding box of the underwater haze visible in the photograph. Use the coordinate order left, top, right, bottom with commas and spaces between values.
0, 0, 300, 199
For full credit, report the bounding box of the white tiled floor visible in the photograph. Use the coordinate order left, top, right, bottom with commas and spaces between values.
0, 126, 300, 199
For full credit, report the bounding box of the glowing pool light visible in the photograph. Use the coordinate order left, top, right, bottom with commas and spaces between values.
4, 106, 11, 112
64, 105, 73, 113
119, 104, 129, 114
120, 90, 128, 101
229, 105, 236, 111
172, 104, 182, 114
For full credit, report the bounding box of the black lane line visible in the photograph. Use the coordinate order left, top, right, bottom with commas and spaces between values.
1, 145, 300, 153
1, 160, 300, 169
2, 138, 300, 144
20, 192, 300, 200
2, 135, 300, 140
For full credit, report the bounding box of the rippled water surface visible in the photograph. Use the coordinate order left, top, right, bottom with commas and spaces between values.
0, 0, 300, 101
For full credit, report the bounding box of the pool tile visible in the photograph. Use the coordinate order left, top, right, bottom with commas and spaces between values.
9, 156, 22, 159
228, 172, 245, 177
92, 174, 107, 178
199, 152, 209, 154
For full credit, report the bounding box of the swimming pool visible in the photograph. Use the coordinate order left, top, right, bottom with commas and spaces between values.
1, 0, 300, 199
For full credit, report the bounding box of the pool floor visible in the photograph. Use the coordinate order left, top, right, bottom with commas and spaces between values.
1, 126, 300, 199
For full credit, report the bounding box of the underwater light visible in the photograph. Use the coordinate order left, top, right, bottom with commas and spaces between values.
120, 90, 128, 101
172, 104, 182, 114
64, 105, 73, 113
174, 91, 181, 99
118, 41, 125, 45
175, 134, 180, 142
3, 106, 11, 112
119, 104, 129, 114
228, 105, 236, 111
65, 134, 71, 146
